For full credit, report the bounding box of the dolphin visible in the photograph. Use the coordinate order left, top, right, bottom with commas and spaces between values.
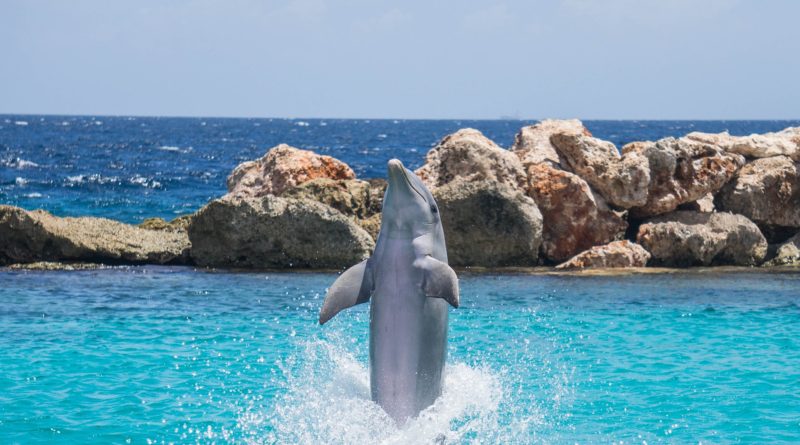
319, 158, 459, 423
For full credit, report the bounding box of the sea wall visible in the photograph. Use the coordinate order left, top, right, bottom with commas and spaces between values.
2, 121, 799, 270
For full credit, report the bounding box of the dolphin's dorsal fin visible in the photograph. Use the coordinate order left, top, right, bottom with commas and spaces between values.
419, 256, 459, 308
319, 259, 374, 325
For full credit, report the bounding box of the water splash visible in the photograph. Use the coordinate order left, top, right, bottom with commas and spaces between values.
235, 339, 544, 445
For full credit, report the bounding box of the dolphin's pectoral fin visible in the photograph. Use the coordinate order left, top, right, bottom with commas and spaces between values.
319, 259, 373, 325
419, 256, 459, 308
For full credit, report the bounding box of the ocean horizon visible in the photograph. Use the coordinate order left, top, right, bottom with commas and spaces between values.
3, 114, 799, 223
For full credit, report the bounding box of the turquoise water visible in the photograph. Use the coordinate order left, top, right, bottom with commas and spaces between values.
1, 268, 799, 444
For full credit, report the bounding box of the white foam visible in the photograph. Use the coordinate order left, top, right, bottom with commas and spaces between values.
158, 145, 182, 152
14, 120, 28, 126
15, 177, 28, 186
24, 192, 42, 198
3, 158, 39, 169
295, 121, 310, 127
244, 339, 543, 444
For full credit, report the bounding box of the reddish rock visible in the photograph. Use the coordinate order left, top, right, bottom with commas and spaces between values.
526, 163, 626, 262
556, 240, 651, 269
416, 128, 526, 190
227, 144, 355, 197
511, 119, 590, 167
550, 133, 650, 208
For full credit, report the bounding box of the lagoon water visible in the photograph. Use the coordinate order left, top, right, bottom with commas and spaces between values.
1, 268, 799, 444
2, 116, 800, 443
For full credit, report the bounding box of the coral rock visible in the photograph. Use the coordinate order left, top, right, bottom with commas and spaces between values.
556, 240, 651, 269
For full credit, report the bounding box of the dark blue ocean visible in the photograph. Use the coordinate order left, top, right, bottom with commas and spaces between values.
2, 115, 799, 223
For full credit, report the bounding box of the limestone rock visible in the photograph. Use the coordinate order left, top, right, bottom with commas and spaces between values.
188, 195, 374, 269
511, 119, 590, 167
765, 231, 800, 266
636, 211, 767, 267
677, 193, 715, 213
138, 215, 193, 232
624, 138, 745, 217
281, 178, 385, 221
0, 205, 190, 265
416, 128, 526, 190
556, 240, 651, 269
550, 133, 650, 208
282, 178, 387, 241
526, 163, 626, 262
227, 144, 355, 197
715, 156, 800, 237
683, 127, 800, 161
432, 179, 542, 267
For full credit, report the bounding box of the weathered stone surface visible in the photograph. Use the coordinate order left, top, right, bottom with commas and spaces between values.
432, 179, 542, 267
188, 196, 374, 269
636, 211, 767, 267
623, 138, 745, 217
227, 144, 355, 197
138, 215, 193, 232
684, 127, 800, 161
678, 193, 715, 213
526, 163, 626, 262
416, 128, 527, 190
282, 178, 385, 220
765, 231, 800, 266
550, 133, 650, 208
556, 240, 651, 269
511, 119, 590, 167
715, 156, 800, 235
0, 205, 190, 265
282, 178, 387, 240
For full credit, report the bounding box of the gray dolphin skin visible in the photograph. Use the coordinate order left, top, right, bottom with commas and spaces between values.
319, 158, 459, 423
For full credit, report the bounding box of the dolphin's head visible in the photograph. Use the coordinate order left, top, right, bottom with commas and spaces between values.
381, 159, 440, 239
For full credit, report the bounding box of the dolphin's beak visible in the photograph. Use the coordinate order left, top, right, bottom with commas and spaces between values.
387, 159, 425, 200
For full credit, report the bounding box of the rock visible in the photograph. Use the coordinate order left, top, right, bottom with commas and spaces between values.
623, 138, 744, 217
416, 128, 527, 190
282, 178, 385, 220
138, 215, 193, 232
227, 144, 355, 197
550, 133, 650, 208
765, 231, 800, 266
432, 179, 543, 267
0, 205, 190, 266
556, 240, 651, 269
683, 127, 800, 161
511, 119, 591, 167
188, 195, 374, 269
715, 156, 800, 238
526, 163, 627, 262
636, 211, 767, 267
282, 178, 387, 241
678, 193, 715, 213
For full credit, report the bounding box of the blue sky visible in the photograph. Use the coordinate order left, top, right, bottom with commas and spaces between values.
1, 0, 798, 119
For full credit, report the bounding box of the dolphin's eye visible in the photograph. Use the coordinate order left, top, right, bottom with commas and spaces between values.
430, 205, 438, 214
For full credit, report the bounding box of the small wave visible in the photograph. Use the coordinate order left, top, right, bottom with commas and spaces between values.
14, 120, 28, 126
24, 192, 42, 198
130, 174, 162, 189
295, 121, 310, 127
15, 177, 28, 186
65, 174, 120, 186
377, 134, 388, 139
157, 145, 191, 153
2, 158, 39, 169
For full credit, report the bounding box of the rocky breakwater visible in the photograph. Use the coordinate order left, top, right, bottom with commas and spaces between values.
0, 205, 190, 266
3, 122, 799, 271
188, 145, 376, 269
